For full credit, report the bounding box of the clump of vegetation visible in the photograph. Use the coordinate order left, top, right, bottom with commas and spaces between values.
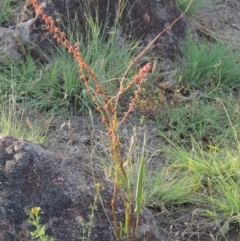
143, 33, 240, 238
0, 0, 21, 26
0, 77, 51, 143
152, 95, 240, 149
176, 0, 206, 16
178, 34, 240, 90
145, 134, 240, 237
26, 207, 54, 241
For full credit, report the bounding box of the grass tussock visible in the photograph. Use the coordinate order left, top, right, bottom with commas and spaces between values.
152, 95, 240, 149
178, 35, 240, 90
145, 100, 240, 236
0, 98, 51, 143
0, 0, 21, 26
145, 143, 240, 235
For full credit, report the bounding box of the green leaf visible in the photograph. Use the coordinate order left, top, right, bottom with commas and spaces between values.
134, 157, 145, 214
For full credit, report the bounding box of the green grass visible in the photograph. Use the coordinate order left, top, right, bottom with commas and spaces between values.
0, 6, 140, 115
145, 31, 240, 236
144, 90, 240, 237
0, 0, 21, 26
145, 139, 240, 235
75, 16, 140, 98
176, 0, 207, 16
151, 94, 240, 149
0, 96, 51, 143
0, 54, 86, 115
178, 35, 240, 90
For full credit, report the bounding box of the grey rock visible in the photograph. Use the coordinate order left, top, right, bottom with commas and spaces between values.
0, 27, 22, 65
0, 135, 172, 241
13, 0, 192, 61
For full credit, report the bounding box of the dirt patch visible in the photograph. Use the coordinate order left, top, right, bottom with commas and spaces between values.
46, 112, 167, 176
193, 0, 240, 50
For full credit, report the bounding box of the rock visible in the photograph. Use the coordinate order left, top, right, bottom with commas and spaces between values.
0, 135, 171, 241
14, 0, 191, 61
0, 27, 22, 65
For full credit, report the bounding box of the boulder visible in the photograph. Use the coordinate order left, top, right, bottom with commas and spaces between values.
0, 135, 171, 241
13, 0, 191, 61
0, 27, 22, 65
